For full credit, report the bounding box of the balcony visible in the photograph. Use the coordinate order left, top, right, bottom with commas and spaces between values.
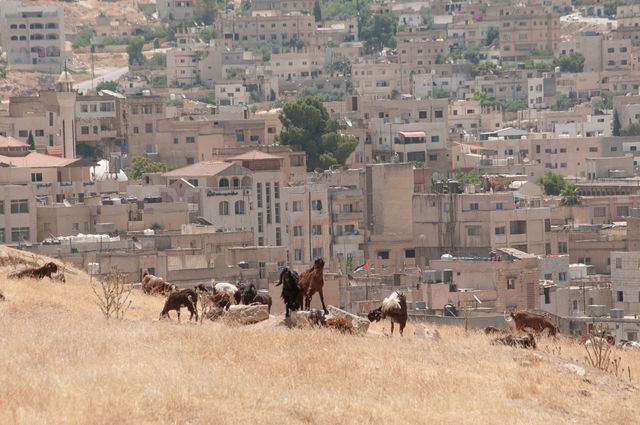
333, 233, 364, 245
332, 211, 363, 221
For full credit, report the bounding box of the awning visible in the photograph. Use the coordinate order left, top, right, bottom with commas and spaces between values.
398, 131, 426, 138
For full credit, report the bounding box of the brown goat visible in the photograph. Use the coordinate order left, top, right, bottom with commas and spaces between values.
250, 292, 272, 314
8, 262, 58, 280
160, 289, 198, 321
507, 311, 559, 336
492, 333, 537, 349
297, 258, 328, 313
142, 271, 175, 296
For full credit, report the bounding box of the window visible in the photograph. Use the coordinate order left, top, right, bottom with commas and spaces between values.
545, 219, 551, 232
617, 291, 624, 302
428, 154, 438, 161
11, 227, 30, 242
0, 201, 3, 214
312, 200, 322, 211
31, 173, 43, 182
274, 182, 280, 199
589, 147, 598, 153
312, 248, 324, 259
377, 250, 390, 260
145, 123, 153, 133
100, 102, 114, 112
558, 272, 566, 281
219, 178, 229, 188
312, 224, 322, 235
72, 223, 80, 231
10, 200, 29, 214
235, 200, 245, 215
495, 226, 505, 235
186, 137, 195, 144
467, 226, 480, 236
558, 242, 567, 254
419, 111, 427, 119
469, 203, 479, 210
258, 212, 264, 233
431, 136, 440, 143
0, 229, 4, 243
258, 237, 264, 246
219, 201, 229, 216
405, 249, 415, 258
235, 130, 245, 143
616, 257, 622, 269
233, 177, 240, 188
507, 278, 515, 290
544, 287, 551, 305
81, 126, 89, 135
276, 228, 282, 246
293, 225, 303, 237
35, 130, 44, 137
18, 130, 28, 138
617, 206, 629, 217
133, 127, 139, 134
257, 183, 262, 208
496, 203, 503, 210
292, 200, 302, 212
544, 273, 552, 280
294, 249, 303, 261
173, 138, 179, 144
434, 110, 444, 119
510, 220, 527, 235
593, 207, 606, 218
275, 203, 280, 224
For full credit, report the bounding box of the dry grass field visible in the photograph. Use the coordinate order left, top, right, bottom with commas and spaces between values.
0, 248, 639, 425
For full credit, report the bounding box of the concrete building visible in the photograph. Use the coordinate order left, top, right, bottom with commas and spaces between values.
220, 13, 317, 48
2, 6, 65, 72
328, 185, 365, 273
156, 0, 194, 21
611, 251, 640, 315
0, 167, 36, 244
557, 33, 636, 72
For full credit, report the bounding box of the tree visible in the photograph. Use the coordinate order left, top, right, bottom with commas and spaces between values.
553, 52, 585, 73
193, 0, 217, 25
486, 26, 499, 46
560, 183, 582, 206
127, 38, 146, 66
279, 96, 357, 171
505, 99, 528, 113
613, 110, 621, 136
130, 157, 169, 179
96, 80, 118, 92
326, 56, 351, 76
471, 61, 502, 77
360, 13, 397, 54
27, 131, 35, 150
539, 172, 566, 196
621, 121, 640, 136
73, 27, 95, 49
148, 53, 166, 66
471, 91, 502, 107
313, 0, 322, 22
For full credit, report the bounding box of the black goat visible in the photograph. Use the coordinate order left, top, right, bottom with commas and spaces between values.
160, 289, 198, 321
8, 262, 58, 280
235, 282, 258, 305
251, 292, 273, 314
194, 283, 211, 293
276, 267, 301, 318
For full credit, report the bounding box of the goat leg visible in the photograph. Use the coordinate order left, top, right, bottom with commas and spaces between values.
319, 289, 328, 314
390, 320, 394, 336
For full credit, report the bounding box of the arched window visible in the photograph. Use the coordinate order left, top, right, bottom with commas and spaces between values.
219, 201, 229, 216
232, 177, 240, 188
235, 200, 245, 215
46, 23, 58, 29
10, 24, 17, 29
46, 34, 58, 40
10, 36, 17, 41
19, 24, 26, 29
241, 176, 251, 188
19, 36, 26, 40
219, 177, 229, 188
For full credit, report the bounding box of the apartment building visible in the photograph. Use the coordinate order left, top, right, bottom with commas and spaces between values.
156, 0, 194, 21
611, 251, 640, 315
553, 113, 612, 138
1, 6, 65, 72
93, 11, 137, 42
411, 64, 472, 100
489, 5, 560, 62
166, 49, 200, 87
557, 33, 635, 72
448, 100, 504, 136
221, 13, 317, 48
351, 60, 403, 100
75, 91, 126, 152
125, 93, 167, 157
267, 49, 325, 80
396, 36, 447, 73
328, 186, 365, 272
429, 248, 541, 312
251, 0, 314, 12
0, 167, 36, 244
413, 189, 552, 262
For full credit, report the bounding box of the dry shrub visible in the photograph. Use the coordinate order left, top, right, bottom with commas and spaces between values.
584, 325, 620, 376
91, 271, 132, 319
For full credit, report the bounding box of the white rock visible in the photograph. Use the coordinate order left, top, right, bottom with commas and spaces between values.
414, 325, 441, 341
327, 305, 370, 336
223, 304, 269, 325
563, 363, 586, 377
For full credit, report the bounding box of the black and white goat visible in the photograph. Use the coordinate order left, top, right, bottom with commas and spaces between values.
367, 291, 408, 336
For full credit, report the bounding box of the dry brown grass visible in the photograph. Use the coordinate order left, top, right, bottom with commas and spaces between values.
0, 248, 639, 424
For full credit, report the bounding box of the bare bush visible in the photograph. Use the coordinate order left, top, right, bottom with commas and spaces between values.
91, 272, 133, 320
584, 325, 615, 372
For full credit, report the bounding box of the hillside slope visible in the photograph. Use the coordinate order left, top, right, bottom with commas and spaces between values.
0, 247, 637, 425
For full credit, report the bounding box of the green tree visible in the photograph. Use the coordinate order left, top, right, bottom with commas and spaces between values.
539, 172, 566, 196
471, 91, 502, 107
313, 0, 322, 22
505, 99, 528, 113
76, 143, 104, 159
130, 157, 168, 179
148, 53, 166, 66
96, 80, 118, 92
560, 183, 582, 206
73, 27, 95, 49
279, 96, 357, 170
455, 172, 483, 185
196, 92, 217, 104
486, 26, 499, 46
360, 13, 397, 54
621, 121, 640, 136
326, 56, 351, 76
193, 0, 217, 25
127, 38, 146, 66
553, 52, 585, 73
27, 131, 35, 150
225, 67, 247, 80
551, 93, 576, 111
471, 61, 502, 77
613, 110, 621, 136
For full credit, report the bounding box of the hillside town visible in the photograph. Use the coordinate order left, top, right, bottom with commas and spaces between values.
2, 0, 640, 341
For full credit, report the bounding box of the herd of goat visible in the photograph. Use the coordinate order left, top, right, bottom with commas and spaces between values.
4, 258, 640, 349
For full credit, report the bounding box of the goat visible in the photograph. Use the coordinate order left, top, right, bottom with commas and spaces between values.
505, 310, 559, 336
235, 282, 258, 305
213, 281, 239, 301
8, 262, 58, 280
0, 291, 5, 301
142, 271, 175, 296
276, 267, 301, 318
250, 292, 272, 314
368, 292, 408, 336
194, 283, 211, 293
160, 289, 198, 321
297, 258, 328, 313
492, 333, 537, 349
484, 326, 507, 335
